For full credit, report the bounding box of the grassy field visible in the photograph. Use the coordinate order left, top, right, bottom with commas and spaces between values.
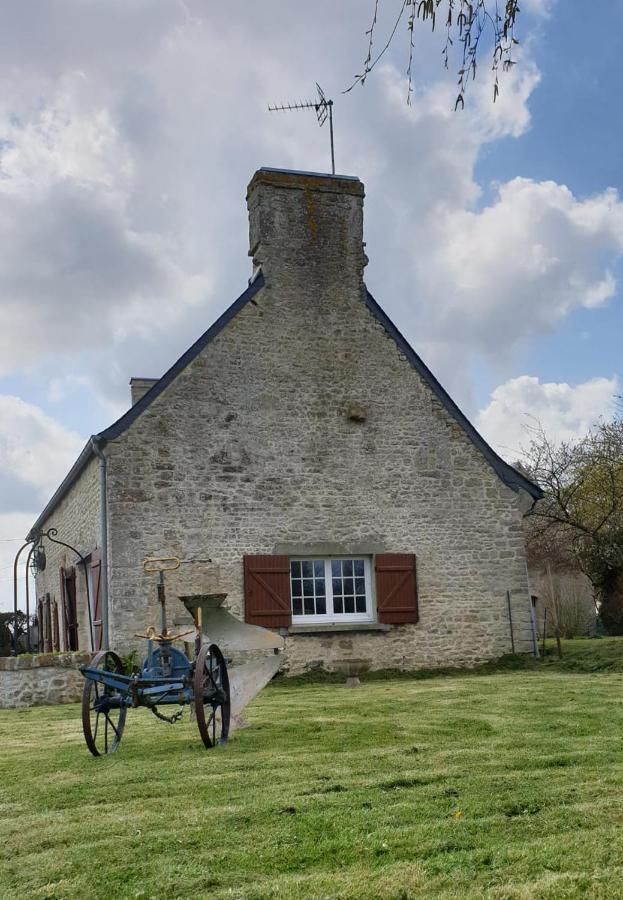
2, 640, 623, 899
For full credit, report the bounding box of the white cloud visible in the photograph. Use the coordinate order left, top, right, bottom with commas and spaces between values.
421, 179, 623, 359
521, 0, 555, 17
0, 4, 547, 395
47, 374, 91, 405
0, 513, 39, 613
0, 397, 85, 612
476, 375, 620, 459
356, 56, 623, 405
0, 75, 215, 377
0, 74, 133, 193
0, 395, 84, 512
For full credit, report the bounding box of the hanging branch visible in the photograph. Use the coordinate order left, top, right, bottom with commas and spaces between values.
345, 0, 521, 108
344, 1, 408, 93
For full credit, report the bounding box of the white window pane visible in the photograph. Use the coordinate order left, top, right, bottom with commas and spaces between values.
291, 557, 371, 621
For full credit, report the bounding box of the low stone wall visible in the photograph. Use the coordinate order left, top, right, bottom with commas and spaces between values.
0, 653, 91, 708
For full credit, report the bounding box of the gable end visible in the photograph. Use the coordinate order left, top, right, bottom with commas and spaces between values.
364, 289, 542, 500
27, 272, 265, 539
99, 271, 265, 442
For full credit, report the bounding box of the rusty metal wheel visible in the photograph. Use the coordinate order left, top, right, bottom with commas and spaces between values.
193, 643, 230, 748
82, 650, 127, 756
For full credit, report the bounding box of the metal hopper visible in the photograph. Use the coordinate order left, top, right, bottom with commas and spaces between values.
180, 593, 284, 728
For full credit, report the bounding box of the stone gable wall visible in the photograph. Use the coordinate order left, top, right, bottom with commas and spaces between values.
102, 174, 533, 672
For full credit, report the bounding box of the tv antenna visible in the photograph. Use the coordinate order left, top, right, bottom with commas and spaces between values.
268, 83, 335, 175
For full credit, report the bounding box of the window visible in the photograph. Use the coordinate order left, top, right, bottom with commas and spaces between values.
290, 558, 374, 623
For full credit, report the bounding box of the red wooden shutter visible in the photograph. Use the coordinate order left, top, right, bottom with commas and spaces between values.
51, 599, 60, 652
90, 551, 103, 650
61, 567, 79, 651
60, 567, 68, 650
37, 599, 44, 652
67, 569, 78, 651
375, 554, 419, 624
44, 594, 52, 652
244, 555, 292, 627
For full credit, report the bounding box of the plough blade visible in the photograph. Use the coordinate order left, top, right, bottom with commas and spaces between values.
228, 654, 283, 729
180, 593, 285, 729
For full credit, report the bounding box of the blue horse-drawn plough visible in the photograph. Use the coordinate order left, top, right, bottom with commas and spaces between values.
80, 558, 230, 755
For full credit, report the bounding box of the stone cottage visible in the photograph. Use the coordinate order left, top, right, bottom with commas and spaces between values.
29, 167, 542, 673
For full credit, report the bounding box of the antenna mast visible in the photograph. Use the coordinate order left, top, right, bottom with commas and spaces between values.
268, 83, 335, 175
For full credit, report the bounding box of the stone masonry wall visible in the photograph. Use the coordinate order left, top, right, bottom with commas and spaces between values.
33, 457, 100, 652
0, 653, 90, 708
102, 169, 534, 673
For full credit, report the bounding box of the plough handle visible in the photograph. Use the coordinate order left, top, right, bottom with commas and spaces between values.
134, 627, 196, 643
143, 557, 181, 572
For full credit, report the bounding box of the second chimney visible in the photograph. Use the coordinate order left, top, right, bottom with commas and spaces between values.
130, 377, 158, 405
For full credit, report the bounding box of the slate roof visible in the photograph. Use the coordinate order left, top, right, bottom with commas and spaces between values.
27, 270, 541, 538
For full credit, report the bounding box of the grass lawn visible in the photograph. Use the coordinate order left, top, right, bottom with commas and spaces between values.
2, 640, 623, 899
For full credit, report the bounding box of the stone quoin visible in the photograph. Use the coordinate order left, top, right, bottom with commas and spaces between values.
29, 167, 542, 674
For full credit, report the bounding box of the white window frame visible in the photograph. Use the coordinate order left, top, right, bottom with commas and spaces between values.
290, 556, 375, 625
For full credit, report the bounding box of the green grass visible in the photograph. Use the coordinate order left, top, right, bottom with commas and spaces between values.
2, 639, 623, 899
538, 637, 623, 673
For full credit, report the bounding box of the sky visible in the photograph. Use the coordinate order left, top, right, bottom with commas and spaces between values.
1, 0, 622, 609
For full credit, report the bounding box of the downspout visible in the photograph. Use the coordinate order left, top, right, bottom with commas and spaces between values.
90, 437, 109, 650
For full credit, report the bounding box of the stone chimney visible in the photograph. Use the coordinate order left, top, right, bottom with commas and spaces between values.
246, 168, 367, 286
130, 377, 158, 405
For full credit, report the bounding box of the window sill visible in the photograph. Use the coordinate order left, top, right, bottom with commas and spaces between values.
286, 622, 392, 635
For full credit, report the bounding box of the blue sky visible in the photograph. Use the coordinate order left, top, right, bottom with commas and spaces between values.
0, 0, 621, 605
470, 0, 622, 409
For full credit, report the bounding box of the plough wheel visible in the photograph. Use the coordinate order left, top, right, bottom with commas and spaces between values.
194, 643, 230, 748
82, 650, 127, 757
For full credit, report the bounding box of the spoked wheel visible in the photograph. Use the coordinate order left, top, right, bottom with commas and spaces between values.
193, 643, 230, 749
82, 650, 127, 757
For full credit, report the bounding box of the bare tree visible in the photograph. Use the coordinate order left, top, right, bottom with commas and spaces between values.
544, 562, 564, 658
524, 420, 623, 634
525, 513, 597, 654
347, 0, 521, 107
